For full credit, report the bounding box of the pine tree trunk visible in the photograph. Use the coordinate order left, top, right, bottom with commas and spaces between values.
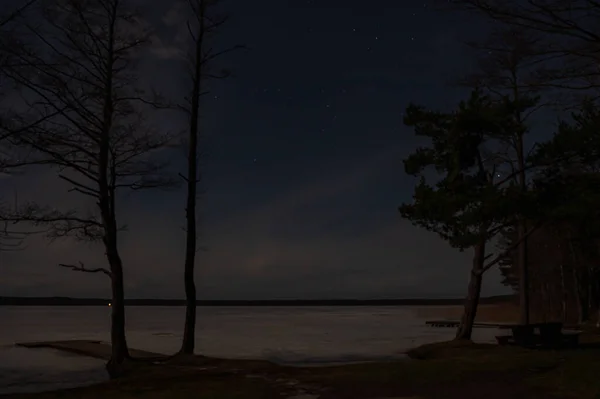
587, 266, 594, 321
593, 270, 600, 327
513, 82, 530, 326
571, 264, 584, 324
567, 238, 588, 324
560, 263, 567, 322
455, 240, 485, 340
517, 220, 530, 325
581, 271, 590, 323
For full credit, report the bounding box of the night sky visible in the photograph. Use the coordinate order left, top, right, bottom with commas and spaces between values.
1, 0, 513, 299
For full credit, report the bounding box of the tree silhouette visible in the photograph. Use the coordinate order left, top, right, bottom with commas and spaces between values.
0, 0, 174, 377
172, 0, 243, 356
448, 0, 600, 105
459, 26, 551, 324
500, 100, 600, 323
401, 89, 540, 339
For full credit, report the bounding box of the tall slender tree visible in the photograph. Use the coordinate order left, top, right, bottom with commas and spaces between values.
175, 0, 242, 355
459, 27, 551, 325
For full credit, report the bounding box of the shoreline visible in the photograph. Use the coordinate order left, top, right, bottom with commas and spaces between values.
4, 335, 600, 399
1, 304, 525, 397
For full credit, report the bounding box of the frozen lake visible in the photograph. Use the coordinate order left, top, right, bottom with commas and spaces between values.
0, 305, 501, 394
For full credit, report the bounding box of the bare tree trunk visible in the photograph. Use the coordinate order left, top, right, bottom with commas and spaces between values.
105, 251, 129, 378
101, 20, 129, 371
180, 1, 206, 356
100, 184, 129, 375
176, 0, 241, 355
181, 116, 199, 355
100, 161, 129, 376
455, 239, 485, 340
181, 208, 197, 354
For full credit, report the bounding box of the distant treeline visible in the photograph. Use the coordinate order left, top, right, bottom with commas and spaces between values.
0, 295, 515, 306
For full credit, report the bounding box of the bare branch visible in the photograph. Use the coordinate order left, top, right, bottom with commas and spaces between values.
477, 222, 543, 276
449, 0, 600, 96
0, 0, 38, 28
59, 261, 112, 278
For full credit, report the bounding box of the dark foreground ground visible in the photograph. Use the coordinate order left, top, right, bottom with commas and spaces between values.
5, 335, 600, 399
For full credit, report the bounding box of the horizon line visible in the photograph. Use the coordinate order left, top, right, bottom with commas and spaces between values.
1, 295, 514, 301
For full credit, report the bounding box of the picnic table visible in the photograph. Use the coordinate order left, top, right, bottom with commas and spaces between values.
495, 322, 581, 348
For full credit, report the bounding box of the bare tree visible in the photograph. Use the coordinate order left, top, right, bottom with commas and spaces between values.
447, 0, 600, 104
175, 0, 243, 355
0, 0, 173, 377
0, 1, 52, 259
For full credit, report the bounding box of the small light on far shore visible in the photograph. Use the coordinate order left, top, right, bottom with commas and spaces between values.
108, 303, 111, 307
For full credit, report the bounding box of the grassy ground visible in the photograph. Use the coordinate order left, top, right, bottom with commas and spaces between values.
5, 333, 600, 399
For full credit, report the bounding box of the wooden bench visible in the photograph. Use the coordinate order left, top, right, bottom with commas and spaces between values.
495, 322, 581, 348
495, 335, 512, 345
562, 331, 581, 347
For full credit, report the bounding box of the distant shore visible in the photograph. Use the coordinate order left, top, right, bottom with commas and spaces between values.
0, 295, 515, 306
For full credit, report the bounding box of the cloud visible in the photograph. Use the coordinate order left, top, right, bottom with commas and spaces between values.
0, 147, 508, 299
219, 147, 400, 225
192, 147, 479, 298
148, 35, 185, 60
162, 1, 186, 27
146, 1, 190, 61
